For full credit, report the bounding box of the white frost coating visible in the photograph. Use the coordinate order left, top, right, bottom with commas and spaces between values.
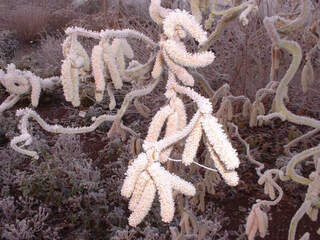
151, 51, 163, 79
172, 83, 212, 114
0, 94, 20, 113
92, 38, 134, 102
169, 172, 196, 196
111, 38, 134, 76
2, 64, 30, 95
202, 114, 240, 170
25, 72, 41, 107
91, 44, 106, 102
100, 28, 158, 48
4, 2, 246, 228
149, 0, 172, 24
61, 55, 82, 106
144, 105, 173, 144
182, 118, 202, 166
61, 58, 73, 102
163, 9, 207, 44
10, 108, 38, 158
123, 149, 196, 226
128, 171, 150, 211
40, 77, 60, 90
76, 40, 90, 72
158, 111, 179, 163
62, 35, 90, 71
121, 153, 149, 198
164, 40, 215, 68
172, 96, 187, 129
10, 133, 39, 159
206, 140, 239, 186
113, 38, 134, 58
147, 162, 175, 223
156, 110, 202, 152
71, 67, 80, 107
65, 27, 158, 48
162, 49, 195, 86
149, 0, 163, 24
102, 41, 123, 90
10, 107, 117, 158
0, 64, 59, 112
128, 179, 156, 227
62, 35, 72, 58
61, 34, 91, 107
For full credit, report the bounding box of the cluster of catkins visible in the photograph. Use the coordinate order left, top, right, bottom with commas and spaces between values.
1, 0, 242, 228
120, 6, 240, 226
0, 64, 59, 113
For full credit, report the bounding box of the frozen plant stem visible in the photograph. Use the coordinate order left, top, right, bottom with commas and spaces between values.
259, 17, 320, 129
0, 64, 60, 113
11, 77, 161, 159
246, 12, 320, 240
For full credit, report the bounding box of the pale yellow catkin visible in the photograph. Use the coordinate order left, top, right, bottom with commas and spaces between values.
145, 105, 172, 143
162, 49, 195, 86
182, 119, 203, 165
159, 111, 179, 163
163, 9, 207, 44
70, 67, 80, 107
102, 42, 123, 90
205, 140, 239, 186
121, 153, 148, 198
128, 179, 156, 227
202, 114, 240, 171
190, 0, 202, 23
246, 208, 256, 235
249, 101, 258, 127
246, 210, 258, 240
61, 58, 73, 102
91, 45, 105, 102
255, 207, 268, 238
242, 99, 252, 119
301, 61, 314, 93
151, 51, 163, 79
173, 97, 187, 129
147, 163, 175, 223
134, 98, 150, 118
307, 207, 318, 222
27, 74, 41, 107
164, 40, 215, 68
226, 99, 233, 121
112, 38, 134, 76
128, 171, 150, 211
257, 101, 265, 126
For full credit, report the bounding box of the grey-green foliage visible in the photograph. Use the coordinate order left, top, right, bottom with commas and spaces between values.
0, 197, 56, 240
18, 134, 104, 203
7, 133, 114, 238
